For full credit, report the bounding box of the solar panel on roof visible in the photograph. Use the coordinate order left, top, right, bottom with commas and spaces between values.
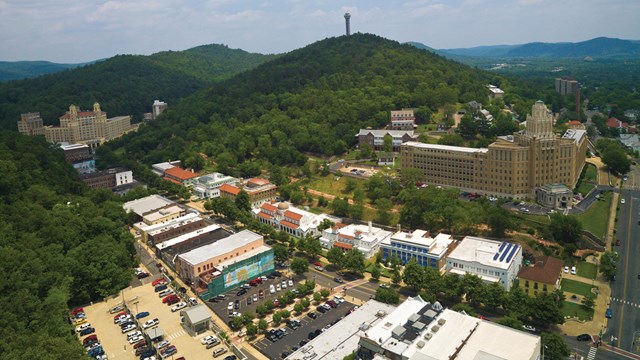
498, 242, 507, 252
494, 241, 506, 260
493, 252, 500, 261
505, 244, 519, 263
499, 243, 512, 262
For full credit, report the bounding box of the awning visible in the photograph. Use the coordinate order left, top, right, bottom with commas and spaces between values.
334, 242, 353, 250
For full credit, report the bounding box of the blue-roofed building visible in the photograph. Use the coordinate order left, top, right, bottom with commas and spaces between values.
445, 236, 522, 290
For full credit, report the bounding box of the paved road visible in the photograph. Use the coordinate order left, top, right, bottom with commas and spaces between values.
608, 188, 640, 353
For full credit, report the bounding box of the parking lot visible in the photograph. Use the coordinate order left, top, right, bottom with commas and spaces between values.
251, 300, 355, 359
81, 273, 231, 360
207, 272, 300, 325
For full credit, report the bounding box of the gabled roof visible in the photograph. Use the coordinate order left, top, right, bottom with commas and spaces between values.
219, 183, 241, 195
164, 166, 198, 181
280, 220, 299, 229
284, 210, 303, 221
518, 256, 563, 284
606, 117, 629, 129
261, 203, 278, 212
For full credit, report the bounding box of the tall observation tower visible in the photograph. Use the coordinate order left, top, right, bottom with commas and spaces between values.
344, 12, 351, 36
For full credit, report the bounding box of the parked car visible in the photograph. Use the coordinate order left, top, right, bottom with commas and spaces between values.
142, 318, 159, 329
158, 289, 174, 298
213, 347, 228, 357
152, 278, 167, 286
288, 280, 294, 287
154, 284, 168, 293
236, 288, 247, 296
571, 266, 577, 275
188, 297, 198, 306
137, 271, 150, 279
162, 294, 178, 303
274, 299, 280, 308
224, 355, 237, 360
127, 331, 142, 339
281, 280, 288, 289
563, 266, 569, 274
234, 299, 240, 309
227, 302, 234, 312
259, 289, 265, 298
206, 338, 221, 349
522, 325, 537, 332
129, 335, 144, 344
315, 266, 324, 272
307, 312, 317, 319
317, 306, 327, 314
161, 345, 177, 357
134, 340, 147, 349
76, 323, 92, 332
270, 285, 276, 294
606, 308, 612, 318
577, 334, 592, 341
253, 294, 258, 302
109, 304, 124, 314
73, 317, 87, 325
201, 335, 218, 345
121, 324, 136, 333
333, 277, 344, 283
79, 327, 95, 336
171, 302, 187, 312
82, 334, 98, 345
155, 340, 171, 350
313, 262, 322, 267
135, 311, 150, 319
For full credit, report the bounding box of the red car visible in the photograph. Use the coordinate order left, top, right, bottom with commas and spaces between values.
163, 294, 179, 304
70, 307, 84, 316
152, 278, 167, 286
313, 262, 322, 267
82, 334, 98, 345
258, 290, 264, 299
133, 340, 146, 349
166, 297, 180, 305
113, 311, 127, 320
274, 300, 280, 308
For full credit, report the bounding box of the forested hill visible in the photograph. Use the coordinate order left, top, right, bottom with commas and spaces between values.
0, 60, 89, 82
101, 33, 517, 171
0, 129, 137, 359
0, 44, 276, 129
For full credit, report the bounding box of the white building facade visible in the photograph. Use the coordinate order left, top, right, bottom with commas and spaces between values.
190, 172, 237, 199
380, 229, 454, 270
253, 202, 341, 238
445, 236, 522, 290
320, 222, 392, 259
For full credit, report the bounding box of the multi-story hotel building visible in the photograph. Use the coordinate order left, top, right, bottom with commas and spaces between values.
18, 103, 132, 147
400, 101, 587, 198
380, 229, 455, 270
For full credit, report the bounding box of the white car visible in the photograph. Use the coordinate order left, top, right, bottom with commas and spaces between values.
156, 340, 171, 349
253, 294, 258, 302
129, 335, 144, 344
270, 285, 276, 294
171, 302, 187, 312
276, 284, 281, 291
142, 318, 159, 329
114, 314, 131, 324
188, 297, 198, 306
227, 302, 234, 311
281, 280, 287, 289
621, 198, 626, 204
158, 289, 174, 298
121, 324, 136, 333
288, 280, 294, 287
127, 330, 142, 339
201, 335, 217, 345
563, 266, 569, 273
571, 266, 577, 275
76, 323, 91, 332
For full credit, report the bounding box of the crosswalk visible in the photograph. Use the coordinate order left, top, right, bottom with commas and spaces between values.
166, 329, 186, 340
587, 347, 597, 360
610, 297, 640, 308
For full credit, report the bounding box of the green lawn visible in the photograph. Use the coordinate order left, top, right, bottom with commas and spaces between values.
584, 164, 597, 182
365, 262, 393, 278
576, 262, 598, 280
576, 182, 595, 197
576, 192, 612, 238
561, 301, 594, 321
561, 278, 595, 297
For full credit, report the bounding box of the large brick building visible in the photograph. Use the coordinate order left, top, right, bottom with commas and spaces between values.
400, 101, 587, 199
18, 103, 132, 148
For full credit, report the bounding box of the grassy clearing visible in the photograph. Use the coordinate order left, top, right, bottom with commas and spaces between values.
365, 262, 393, 278
584, 164, 597, 182
576, 192, 611, 237
304, 174, 364, 198
561, 301, 594, 321
561, 278, 595, 297
576, 262, 598, 280
576, 182, 595, 197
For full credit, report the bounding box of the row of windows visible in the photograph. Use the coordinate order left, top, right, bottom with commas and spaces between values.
196, 247, 255, 273
450, 262, 504, 277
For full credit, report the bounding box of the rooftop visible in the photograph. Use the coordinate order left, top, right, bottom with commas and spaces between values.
357, 129, 416, 137
561, 129, 587, 144
60, 143, 90, 151
183, 304, 211, 324
518, 256, 563, 285
447, 236, 520, 270
219, 183, 241, 195
332, 223, 393, 245
164, 166, 198, 181
385, 230, 454, 257
177, 230, 263, 265
123, 195, 174, 217
142, 205, 184, 223
156, 224, 221, 251
403, 141, 489, 154
136, 212, 201, 234
288, 300, 396, 360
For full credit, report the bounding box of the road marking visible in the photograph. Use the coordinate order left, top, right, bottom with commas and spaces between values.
587, 346, 597, 360
617, 192, 633, 348
167, 330, 185, 340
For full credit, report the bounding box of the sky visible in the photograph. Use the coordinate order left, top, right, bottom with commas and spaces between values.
1, 0, 639, 63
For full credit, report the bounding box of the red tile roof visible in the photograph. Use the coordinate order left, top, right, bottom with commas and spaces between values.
606, 117, 628, 129
518, 256, 563, 285
567, 120, 582, 125
163, 176, 181, 185
219, 183, 241, 195
257, 212, 273, 221
248, 178, 270, 186
164, 166, 198, 181
261, 203, 278, 212
334, 242, 353, 250
280, 220, 299, 229
284, 210, 303, 221
338, 233, 355, 240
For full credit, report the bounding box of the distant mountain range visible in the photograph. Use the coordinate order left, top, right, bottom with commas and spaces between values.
0, 60, 93, 82
409, 37, 640, 59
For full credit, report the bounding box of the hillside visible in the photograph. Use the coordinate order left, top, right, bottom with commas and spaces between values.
438, 37, 640, 59
101, 33, 533, 172
0, 44, 275, 129
0, 60, 89, 82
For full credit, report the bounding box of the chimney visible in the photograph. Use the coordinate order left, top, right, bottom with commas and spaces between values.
397, 224, 401, 233
368, 221, 373, 234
